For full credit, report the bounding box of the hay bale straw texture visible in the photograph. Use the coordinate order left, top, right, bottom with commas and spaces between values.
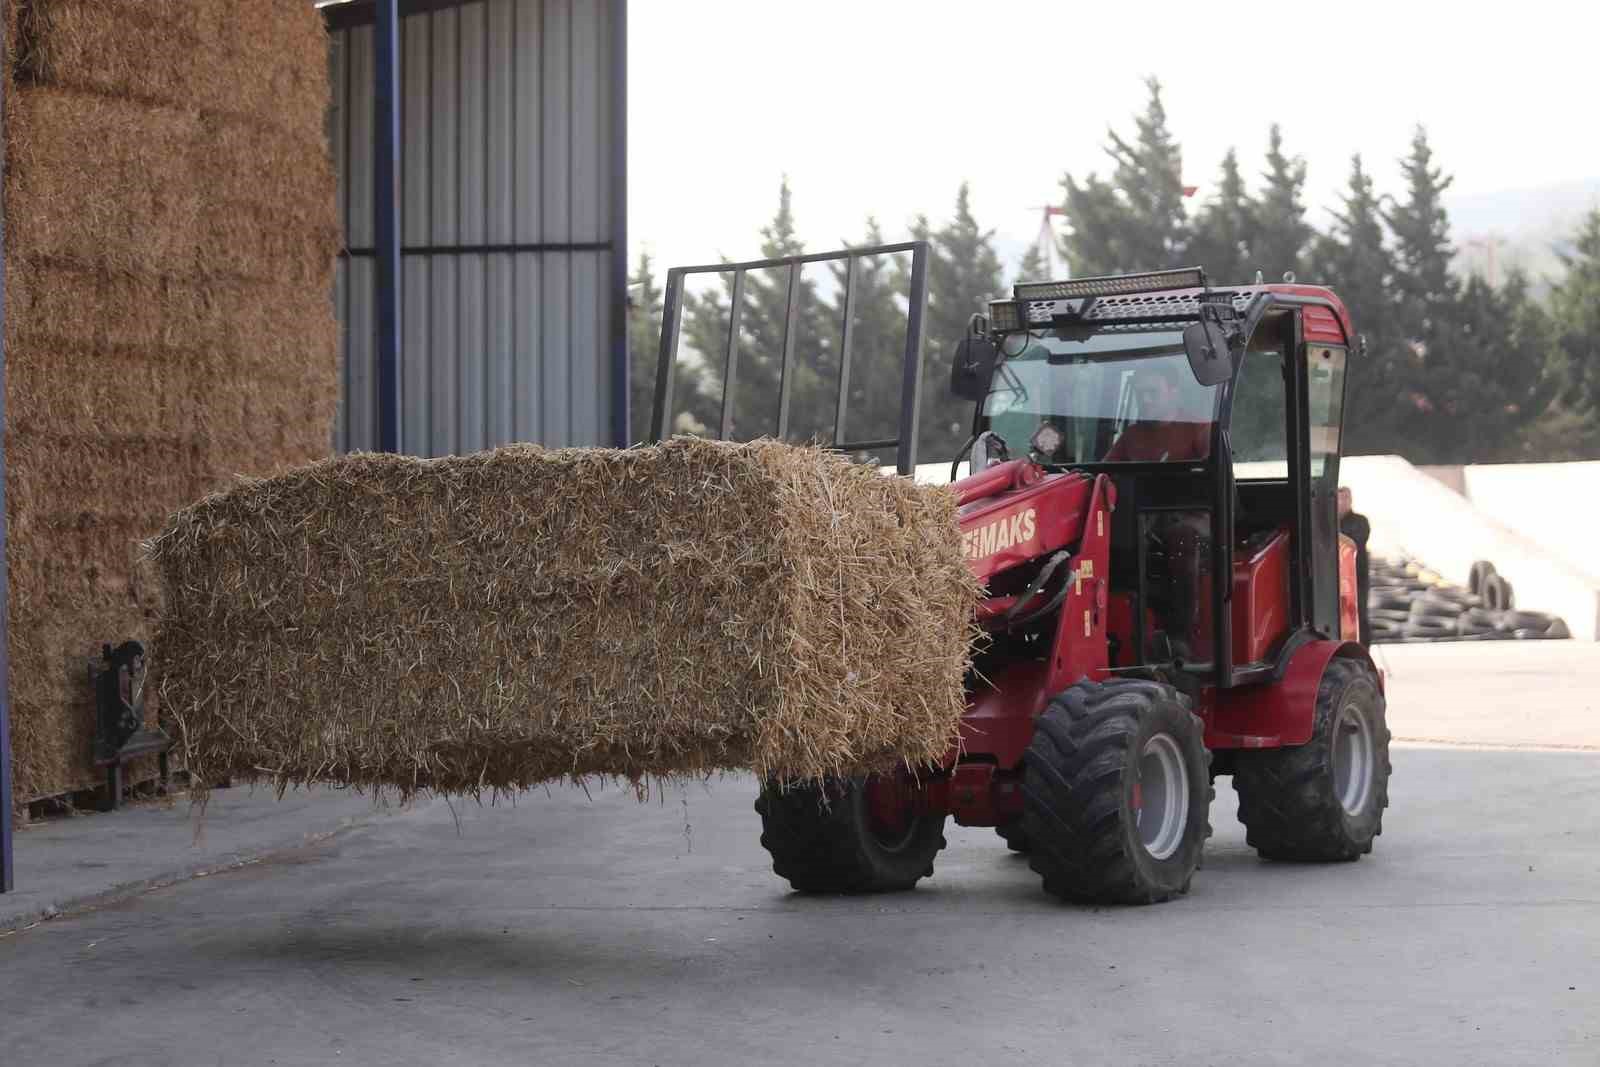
149, 439, 980, 797
5, 0, 340, 805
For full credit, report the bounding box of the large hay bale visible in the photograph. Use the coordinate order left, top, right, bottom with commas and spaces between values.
4, 89, 336, 282
15, 0, 205, 104
6, 261, 340, 366
4, 0, 340, 805
148, 439, 980, 797
198, 112, 340, 285
5, 86, 203, 274
17, 0, 328, 121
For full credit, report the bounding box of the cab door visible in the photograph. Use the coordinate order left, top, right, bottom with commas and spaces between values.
1222, 305, 1349, 673
1301, 340, 1349, 638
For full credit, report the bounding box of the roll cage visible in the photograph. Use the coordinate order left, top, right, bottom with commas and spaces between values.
975, 280, 1356, 690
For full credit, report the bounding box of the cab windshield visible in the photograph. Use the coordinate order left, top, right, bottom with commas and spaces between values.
982, 326, 1219, 464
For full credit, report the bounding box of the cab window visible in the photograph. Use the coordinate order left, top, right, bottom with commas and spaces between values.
1230, 324, 1289, 480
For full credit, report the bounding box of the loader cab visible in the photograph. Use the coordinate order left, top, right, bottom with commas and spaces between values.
971, 269, 1353, 691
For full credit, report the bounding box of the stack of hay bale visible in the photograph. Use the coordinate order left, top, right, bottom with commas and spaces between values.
149, 439, 979, 797
4, 0, 340, 807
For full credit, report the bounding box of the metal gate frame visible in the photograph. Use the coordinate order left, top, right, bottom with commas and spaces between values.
650, 241, 930, 476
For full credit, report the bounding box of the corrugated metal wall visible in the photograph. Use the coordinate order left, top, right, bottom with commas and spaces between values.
328, 0, 622, 455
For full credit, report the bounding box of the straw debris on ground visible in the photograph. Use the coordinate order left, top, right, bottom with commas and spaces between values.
148, 439, 980, 799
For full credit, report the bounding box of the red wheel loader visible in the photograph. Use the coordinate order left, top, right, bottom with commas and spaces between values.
651, 250, 1388, 905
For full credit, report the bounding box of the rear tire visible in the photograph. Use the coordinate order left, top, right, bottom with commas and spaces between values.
1021, 679, 1212, 905
755, 777, 946, 893
1233, 657, 1391, 861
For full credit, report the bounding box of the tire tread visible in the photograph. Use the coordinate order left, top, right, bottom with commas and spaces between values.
756, 781, 946, 893
1022, 679, 1213, 905
1233, 657, 1392, 861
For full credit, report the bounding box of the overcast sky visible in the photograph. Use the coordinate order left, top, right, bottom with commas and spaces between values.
629, 0, 1600, 277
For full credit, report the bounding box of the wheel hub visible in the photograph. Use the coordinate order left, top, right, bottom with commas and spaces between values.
1136, 733, 1190, 861
1333, 700, 1375, 816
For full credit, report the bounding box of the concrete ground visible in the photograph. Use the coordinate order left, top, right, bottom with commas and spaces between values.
0, 786, 384, 934
3, 642, 1598, 1066
1374, 640, 1600, 749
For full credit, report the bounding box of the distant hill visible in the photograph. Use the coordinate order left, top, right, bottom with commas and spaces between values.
990, 178, 1600, 297
1446, 177, 1600, 238
1446, 178, 1600, 292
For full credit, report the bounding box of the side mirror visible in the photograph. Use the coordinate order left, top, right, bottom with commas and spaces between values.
1183, 319, 1233, 387
950, 337, 1000, 402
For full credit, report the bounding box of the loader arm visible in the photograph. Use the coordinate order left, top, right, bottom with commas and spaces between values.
950, 458, 1117, 772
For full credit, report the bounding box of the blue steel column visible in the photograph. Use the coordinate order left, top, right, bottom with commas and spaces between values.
608, 0, 629, 445
1, 13, 13, 891
373, 0, 402, 453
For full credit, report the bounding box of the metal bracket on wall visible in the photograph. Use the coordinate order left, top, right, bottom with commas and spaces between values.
339, 241, 615, 259
321, 0, 479, 33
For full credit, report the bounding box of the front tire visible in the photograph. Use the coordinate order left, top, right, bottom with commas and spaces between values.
755, 776, 946, 893
1022, 679, 1212, 905
1233, 656, 1391, 861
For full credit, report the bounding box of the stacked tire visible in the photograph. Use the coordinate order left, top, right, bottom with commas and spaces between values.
1368, 556, 1569, 644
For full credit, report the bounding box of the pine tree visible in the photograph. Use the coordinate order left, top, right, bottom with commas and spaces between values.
681, 178, 838, 443
1551, 208, 1600, 421
1409, 270, 1556, 462
1058, 78, 1188, 276
1056, 175, 1123, 277
1253, 125, 1313, 281
1503, 271, 1564, 457
1514, 207, 1600, 460
1382, 127, 1461, 460
1309, 155, 1408, 455
913, 183, 1005, 464
1367, 132, 1560, 462
1016, 241, 1048, 285
1187, 148, 1256, 285
1384, 127, 1457, 346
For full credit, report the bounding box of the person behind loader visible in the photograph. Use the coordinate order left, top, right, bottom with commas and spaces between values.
1339, 486, 1372, 645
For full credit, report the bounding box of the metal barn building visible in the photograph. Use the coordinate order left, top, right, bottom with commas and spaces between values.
323, 0, 629, 455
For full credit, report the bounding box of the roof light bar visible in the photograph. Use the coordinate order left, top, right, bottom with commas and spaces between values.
988, 300, 1023, 333
1014, 267, 1206, 302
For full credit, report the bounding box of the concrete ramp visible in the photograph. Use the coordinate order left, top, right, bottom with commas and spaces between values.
1342, 456, 1600, 640
1459, 461, 1600, 585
